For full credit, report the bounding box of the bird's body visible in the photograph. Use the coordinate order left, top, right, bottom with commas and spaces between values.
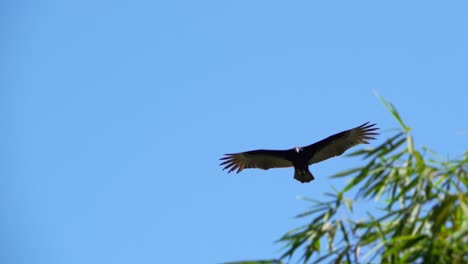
220, 122, 378, 183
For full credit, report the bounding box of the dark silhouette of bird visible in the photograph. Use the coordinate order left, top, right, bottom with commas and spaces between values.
220, 122, 378, 183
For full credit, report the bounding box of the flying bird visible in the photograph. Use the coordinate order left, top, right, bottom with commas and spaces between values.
220, 122, 378, 183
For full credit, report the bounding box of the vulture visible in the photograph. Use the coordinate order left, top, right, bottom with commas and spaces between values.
220, 122, 378, 183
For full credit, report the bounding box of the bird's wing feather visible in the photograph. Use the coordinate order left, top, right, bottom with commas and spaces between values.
220, 149, 293, 173
304, 122, 379, 165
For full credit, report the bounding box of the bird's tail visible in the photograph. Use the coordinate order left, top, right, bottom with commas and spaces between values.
294, 168, 315, 183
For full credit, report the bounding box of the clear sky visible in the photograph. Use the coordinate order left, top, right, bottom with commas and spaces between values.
3, 1, 467, 263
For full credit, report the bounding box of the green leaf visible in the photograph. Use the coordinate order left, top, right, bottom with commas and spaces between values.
430, 194, 457, 235
343, 198, 353, 212
330, 167, 362, 178
374, 91, 411, 132
382, 235, 426, 258
407, 134, 414, 154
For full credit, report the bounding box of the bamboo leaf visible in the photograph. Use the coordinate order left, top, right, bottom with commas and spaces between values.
330, 167, 362, 178
374, 91, 411, 132
407, 134, 414, 154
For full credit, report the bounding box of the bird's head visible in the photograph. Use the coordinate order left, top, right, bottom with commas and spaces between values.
294, 147, 303, 153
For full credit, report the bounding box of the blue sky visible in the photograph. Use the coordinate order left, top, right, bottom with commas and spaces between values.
3, 0, 467, 263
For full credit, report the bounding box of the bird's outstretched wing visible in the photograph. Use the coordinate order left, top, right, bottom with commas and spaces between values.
304, 122, 379, 165
220, 149, 293, 173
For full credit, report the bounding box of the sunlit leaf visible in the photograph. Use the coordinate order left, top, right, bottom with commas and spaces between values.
407, 134, 414, 154
343, 198, 353, 212
374, 91, 410, 132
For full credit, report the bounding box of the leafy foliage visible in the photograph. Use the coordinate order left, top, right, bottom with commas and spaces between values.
226, 97, 467, 264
